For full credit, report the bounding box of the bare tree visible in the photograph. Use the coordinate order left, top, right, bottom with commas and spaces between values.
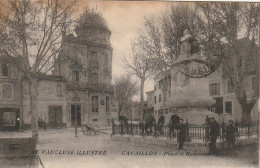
138, 5, 200, 74
113, 74, 139, 120
123, 40, 153, 120
137, 2, 259, 122
0, 0, 76, 139
196, 2, 259, 122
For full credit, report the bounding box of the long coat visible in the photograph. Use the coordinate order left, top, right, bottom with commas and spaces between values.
209, 121, 220, 138
158, 115, 165, 126
226, 124, 236, 142
177, 123, 186, 142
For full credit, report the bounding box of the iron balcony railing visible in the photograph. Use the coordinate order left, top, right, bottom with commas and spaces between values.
67, 81, 113, 92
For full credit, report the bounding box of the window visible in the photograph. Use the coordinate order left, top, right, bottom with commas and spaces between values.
227, 80, 233, 94
57, 82, 62, 96
91, 96, 98, 113
251, 76, 257, 91
165, 108, 168, 114
104, 54, 109, 69
225, 101, 232, 114
154, 96, 157, 104
106, 96, 110, 113
209, 83, 220, 95
102, 33, 106, 41
155, 110, 157, 115
159, 81, 162, 89
90, 52, 98, 67
73, 71, 79, 84
3, 112, 16, 126
2, 84, 13, 100
93, 119, 98, 122
163, 92, 167, 103
89, 73, 98, 85
159, 94, 161, 103
2, 63, 10, 77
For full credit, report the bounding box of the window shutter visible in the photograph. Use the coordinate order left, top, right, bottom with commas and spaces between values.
217, 82, 220, 95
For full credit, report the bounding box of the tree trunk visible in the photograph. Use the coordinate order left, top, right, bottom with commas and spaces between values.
29, 77, 39, 141
241, 103, 253, 123
118, 105, 122, 120
140, 77, 145, 121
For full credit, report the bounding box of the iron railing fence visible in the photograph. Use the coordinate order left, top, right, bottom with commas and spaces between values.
111, 121, 259, 141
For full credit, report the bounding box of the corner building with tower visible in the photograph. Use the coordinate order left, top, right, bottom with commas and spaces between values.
0, 11, 116, 131
53, 11, 114, 127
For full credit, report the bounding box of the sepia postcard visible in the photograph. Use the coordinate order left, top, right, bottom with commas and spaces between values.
0, 0, 259, 168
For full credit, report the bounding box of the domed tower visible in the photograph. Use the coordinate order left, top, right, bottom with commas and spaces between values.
54, 10, 114, 127
75, 10, 112, 87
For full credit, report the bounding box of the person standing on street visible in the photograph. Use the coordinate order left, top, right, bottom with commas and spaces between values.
209, 117, 220, 154
226, 120, 236, 149
177, 119, 186, 150
168, 111, 180, 139
157, 113, 165, 136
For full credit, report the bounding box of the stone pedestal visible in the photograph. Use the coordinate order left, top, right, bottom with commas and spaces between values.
171, 70, 219, 125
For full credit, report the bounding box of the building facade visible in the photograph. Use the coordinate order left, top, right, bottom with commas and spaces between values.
52, 11, 114, 127
0, 11, 116, 131
0, 63, 22, 131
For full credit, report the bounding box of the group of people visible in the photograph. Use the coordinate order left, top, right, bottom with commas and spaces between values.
120, 112, 238, 153
206, 117, 237, 154
142, 114, 238, 152
141, 112, 187, 150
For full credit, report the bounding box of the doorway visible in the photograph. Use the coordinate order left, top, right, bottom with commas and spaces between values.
71, 104, 81, 126
48, 106, 63, 128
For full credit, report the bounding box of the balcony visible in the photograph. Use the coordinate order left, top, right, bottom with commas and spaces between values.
67, 81, 113, 92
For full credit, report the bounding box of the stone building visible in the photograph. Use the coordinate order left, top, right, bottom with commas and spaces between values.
0, 63, 22, 131
0, 11, 116, 131
22, 75, 67, 129
208, 38, 259, 123
52, 11, 114, 127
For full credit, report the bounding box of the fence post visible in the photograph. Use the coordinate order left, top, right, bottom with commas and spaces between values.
131, 121, 133, 136
185, 121, 190, 141
111, 119, 115, 138
247, 121, 251, 137
220, 121, 226, 141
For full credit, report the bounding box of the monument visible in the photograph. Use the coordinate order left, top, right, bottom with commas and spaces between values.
171, 29, 219, 125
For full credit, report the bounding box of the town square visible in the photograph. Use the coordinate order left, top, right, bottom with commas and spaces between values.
0, 0, 259, 168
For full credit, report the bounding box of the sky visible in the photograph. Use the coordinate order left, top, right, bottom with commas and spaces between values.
76, 0, 175, 101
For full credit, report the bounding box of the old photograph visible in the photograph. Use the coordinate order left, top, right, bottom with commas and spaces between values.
0, 0, 259, 168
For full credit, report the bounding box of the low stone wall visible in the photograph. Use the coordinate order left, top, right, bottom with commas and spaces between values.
111, 135, 258, 153
0, 137, 38, 168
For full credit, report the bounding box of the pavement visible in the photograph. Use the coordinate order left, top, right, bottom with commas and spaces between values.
31, 128, 259, 168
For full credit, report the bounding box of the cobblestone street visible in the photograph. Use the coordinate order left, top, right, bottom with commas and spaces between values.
36, 128, 258, 168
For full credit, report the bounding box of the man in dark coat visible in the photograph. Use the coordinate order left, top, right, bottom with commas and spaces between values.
145, 114, 156, 135
226, 120, 236, 148
168, 113, 181, 138
177, 119, 186, 150
157, 113, 165, 136
209, 117, 220, 154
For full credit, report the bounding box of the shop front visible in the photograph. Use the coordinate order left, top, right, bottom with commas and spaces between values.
0, 101, 20, 131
